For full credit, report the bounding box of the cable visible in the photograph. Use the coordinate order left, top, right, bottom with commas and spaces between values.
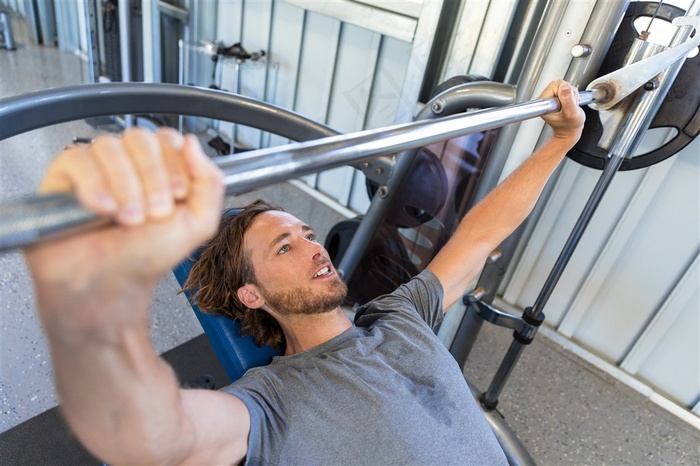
643, 0, 665, 37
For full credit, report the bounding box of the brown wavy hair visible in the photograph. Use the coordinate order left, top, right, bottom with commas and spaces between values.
183, 200, 286, 349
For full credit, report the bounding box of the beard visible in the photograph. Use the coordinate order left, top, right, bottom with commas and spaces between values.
260, 276, 348, 316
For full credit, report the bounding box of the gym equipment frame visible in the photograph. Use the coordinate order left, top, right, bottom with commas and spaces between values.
0, 3, 697, 463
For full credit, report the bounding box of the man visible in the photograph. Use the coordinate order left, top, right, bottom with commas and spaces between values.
23, 80, 584, 464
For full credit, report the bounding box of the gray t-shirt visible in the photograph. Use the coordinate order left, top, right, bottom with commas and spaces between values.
223, 270, 507, 465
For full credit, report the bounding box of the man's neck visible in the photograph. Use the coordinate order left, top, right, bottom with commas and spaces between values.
279, 307, 352, 356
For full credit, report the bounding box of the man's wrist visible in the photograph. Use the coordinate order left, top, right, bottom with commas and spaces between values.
548, 132, 581, 151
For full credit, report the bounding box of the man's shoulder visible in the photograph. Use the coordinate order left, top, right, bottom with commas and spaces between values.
367, 268, 441, 303
353, 269, 443, 329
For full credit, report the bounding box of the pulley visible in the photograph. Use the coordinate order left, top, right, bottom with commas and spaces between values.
569, 1, 700, 170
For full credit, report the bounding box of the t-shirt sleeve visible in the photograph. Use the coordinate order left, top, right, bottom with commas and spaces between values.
353, 269, 444, 329
220, 370, 286, 466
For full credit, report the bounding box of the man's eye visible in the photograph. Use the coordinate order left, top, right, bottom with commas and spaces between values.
307, 233, 317, 241
278, 245, 290, 254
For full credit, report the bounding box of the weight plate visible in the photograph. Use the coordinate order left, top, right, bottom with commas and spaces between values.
568, 1, 699, 170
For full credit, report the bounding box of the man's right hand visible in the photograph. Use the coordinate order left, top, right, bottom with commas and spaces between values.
24, 127, 223, 335
19, 128, 252, 466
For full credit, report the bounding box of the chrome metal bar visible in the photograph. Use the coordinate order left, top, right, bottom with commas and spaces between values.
217, 91, 596, 193
0, 90, 597, 252
118, 0, 133, 128
502, 0, 548, 84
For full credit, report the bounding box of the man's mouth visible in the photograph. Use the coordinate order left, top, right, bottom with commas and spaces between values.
313, 266, 332, 278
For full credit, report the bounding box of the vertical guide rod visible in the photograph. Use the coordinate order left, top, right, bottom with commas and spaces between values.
481, 151, 624, 407
481, 4, 700, 407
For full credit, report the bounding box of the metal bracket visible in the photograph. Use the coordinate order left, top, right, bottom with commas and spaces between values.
588, 15, 699, 111
463, 294, 524, 332
354, 156, 395, 186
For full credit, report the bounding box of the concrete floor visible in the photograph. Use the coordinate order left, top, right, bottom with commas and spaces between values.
1, 15, 698, 465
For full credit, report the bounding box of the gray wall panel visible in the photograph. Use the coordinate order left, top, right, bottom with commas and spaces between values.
636, 289, 699, 407
317, 23, 380, 206
293, 11, 341, 186
267, 1, 305, 147
364, 36, 412, 130
216, 0, 243, 44
571, 150, 699, 362
237, 0, 273, 149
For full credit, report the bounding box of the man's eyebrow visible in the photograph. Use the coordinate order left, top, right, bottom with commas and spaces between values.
268, 225, 314, 250
269, 232, 291, 250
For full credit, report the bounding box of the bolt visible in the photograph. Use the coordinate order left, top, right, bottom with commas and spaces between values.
431, 101, 444, 114
571, 44, 592, 58
470, 287, 486, 301
375, 167, 383, 175
361, 162, 369, 169
377, 186, 389, 198
644, 80, 658, 91
487, 249, 502, 264
593, 82, 615, 104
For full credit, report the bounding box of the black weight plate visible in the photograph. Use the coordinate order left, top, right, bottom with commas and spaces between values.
568, 1, 700, 170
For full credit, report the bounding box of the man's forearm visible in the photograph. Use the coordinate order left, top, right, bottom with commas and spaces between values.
22, 129, 243, 464
466, 136, 575, 243
38, 285, 193, 464
428, 135, 577, 309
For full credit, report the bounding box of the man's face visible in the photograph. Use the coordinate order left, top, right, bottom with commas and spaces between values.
242, 211, 347, 316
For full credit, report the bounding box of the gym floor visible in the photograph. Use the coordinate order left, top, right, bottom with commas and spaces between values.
1, 18, 698, 465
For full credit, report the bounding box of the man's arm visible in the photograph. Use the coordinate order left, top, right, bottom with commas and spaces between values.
23, 128, 250, 465
427, 81, 585, 310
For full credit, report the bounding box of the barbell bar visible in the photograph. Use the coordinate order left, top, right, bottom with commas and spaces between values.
0, 89, 602, 252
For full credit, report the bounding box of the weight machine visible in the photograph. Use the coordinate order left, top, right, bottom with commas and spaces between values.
0, 1, 698, 464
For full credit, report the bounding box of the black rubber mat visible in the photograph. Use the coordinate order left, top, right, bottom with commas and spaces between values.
0, 333, 231, 464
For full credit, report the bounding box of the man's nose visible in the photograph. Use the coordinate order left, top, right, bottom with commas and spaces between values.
309, 243, 326, 262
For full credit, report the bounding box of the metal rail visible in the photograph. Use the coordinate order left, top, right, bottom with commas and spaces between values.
0, 90, 599, 252
0, 83, 337, 142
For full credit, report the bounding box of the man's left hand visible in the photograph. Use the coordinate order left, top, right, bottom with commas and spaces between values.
539, 80, 586, 144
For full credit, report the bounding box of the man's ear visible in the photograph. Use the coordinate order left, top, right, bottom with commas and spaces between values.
237, 284, 265, 309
